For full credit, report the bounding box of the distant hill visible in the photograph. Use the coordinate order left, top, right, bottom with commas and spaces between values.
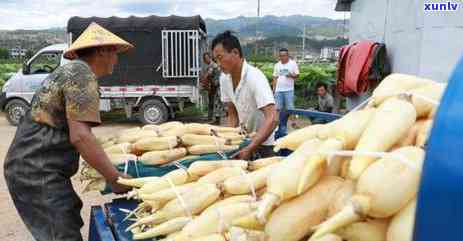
205, 15, 348, 39
0, 15, 348, 55
0, 28, 66, 52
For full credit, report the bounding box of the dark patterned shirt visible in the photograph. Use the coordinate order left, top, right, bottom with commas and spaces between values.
30, 60, 101, 128
208, 62, 221, 87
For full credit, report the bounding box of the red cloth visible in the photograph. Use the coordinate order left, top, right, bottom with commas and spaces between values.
337, 41, 378, 96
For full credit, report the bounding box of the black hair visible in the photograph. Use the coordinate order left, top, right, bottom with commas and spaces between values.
211, 30, 243, 58
75, 46, 117, 58
75, 47, 98, 58
316, 82, 328, 90
279, 48, 289, 53
203, 52, 211, 60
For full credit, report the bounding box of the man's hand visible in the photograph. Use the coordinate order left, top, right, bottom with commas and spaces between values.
244, 104, 277, 156
286, 73, 298, 79
234, 146, 254, 160
108, 173, 132, 194
68, 119, 132, 194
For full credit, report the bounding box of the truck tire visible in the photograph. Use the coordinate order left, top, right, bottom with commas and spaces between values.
5, 99, 30, 126
138, 99, 168, 124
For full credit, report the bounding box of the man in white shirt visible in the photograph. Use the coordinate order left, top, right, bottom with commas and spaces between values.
212, 31, 277, 160
272, 48, 299, 135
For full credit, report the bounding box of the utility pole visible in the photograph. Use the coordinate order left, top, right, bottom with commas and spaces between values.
302, 25, 306, 60
254, 0, 260, 61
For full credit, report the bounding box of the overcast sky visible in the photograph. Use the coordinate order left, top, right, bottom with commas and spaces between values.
0, 0, 347, 30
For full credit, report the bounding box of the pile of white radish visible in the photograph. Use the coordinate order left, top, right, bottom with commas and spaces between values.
81, 122, 254, 192
85, 73, 444, 241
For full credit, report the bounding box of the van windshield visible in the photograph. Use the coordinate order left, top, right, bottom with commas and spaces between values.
29, 52, 62, 74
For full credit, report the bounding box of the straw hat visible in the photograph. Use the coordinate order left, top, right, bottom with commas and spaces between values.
64, 22, 134, 59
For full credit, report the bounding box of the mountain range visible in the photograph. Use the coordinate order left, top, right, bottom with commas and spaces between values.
206, 15, 348, 39
0, 15, 348, 53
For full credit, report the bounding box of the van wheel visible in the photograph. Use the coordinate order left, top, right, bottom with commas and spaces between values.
5, 99, 29, 126
138, 99, 168, 124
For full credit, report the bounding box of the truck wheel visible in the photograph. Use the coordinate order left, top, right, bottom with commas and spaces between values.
5, 99, 29, 126
138, 99, 168, 124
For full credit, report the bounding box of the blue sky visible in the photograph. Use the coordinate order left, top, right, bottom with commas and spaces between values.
0, 0, 347, 30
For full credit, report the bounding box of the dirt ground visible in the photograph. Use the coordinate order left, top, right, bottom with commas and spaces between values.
0, 113, 140, 241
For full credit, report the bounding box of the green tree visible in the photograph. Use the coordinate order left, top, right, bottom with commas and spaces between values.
0, 48, 9, 59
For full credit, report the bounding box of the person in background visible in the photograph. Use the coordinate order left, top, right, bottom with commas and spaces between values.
200, 53, 211, 120
212, 31, 277, 160
272, 48, 299, 135
3, 23, 132, 241
201, 52, 224, 124
316, 82, 334, 113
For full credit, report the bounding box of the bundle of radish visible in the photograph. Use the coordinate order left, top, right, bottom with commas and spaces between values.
309, 146, 424, 240
87, 75, 443, 241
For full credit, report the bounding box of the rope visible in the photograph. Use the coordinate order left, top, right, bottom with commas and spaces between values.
238, 168, 257, 201
166, 176, 192, 218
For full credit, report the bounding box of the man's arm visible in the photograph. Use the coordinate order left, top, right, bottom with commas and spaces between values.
272, 64, 279, 92
249, 104, 277, 149
68, 120, 129, 194
236, 104, 277, 160
315, 97, 321, 111
288, 62, 300, 80
288, 73, 299, 80
272, 76, 278, 92
226, 102, 239, 127
327, 95, 335, 113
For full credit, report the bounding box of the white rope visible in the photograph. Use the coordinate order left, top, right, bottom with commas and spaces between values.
123, 159, 129, 175
214, 208, 227, 234
121, 143, 131, 154
165, 176, 192, 218
211, 129, 227, 160
123, 155, 140, 177
239, 168, 257, 202
121, 205, 143, 222
133, 156, 140, 178
172, 160, 188, 172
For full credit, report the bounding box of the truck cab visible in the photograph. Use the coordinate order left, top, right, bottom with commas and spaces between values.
1, 43, 68, 125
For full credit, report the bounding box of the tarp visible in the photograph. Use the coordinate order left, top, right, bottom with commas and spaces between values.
67, 15, 206, 86
337, 41, 390, 96
348, 0, 463, 83
68, 15, 206, 34
101, 140, 250, 194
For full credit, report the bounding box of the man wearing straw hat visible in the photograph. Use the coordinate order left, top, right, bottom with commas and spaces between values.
3, 22, 133, 241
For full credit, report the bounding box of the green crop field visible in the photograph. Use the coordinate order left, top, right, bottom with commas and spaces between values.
255, 61, 337, 108
0, 61, 21, 89
0, 60, 338, 110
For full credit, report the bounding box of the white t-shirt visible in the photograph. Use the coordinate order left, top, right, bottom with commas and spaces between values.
220, 60, 276, 145
273, 60, 300, 92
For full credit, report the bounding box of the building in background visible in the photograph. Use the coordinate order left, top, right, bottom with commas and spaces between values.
337, 0, 463, 83
336, 0, 463, 109
320, 47, 341, 61
9, 47, 27, 58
